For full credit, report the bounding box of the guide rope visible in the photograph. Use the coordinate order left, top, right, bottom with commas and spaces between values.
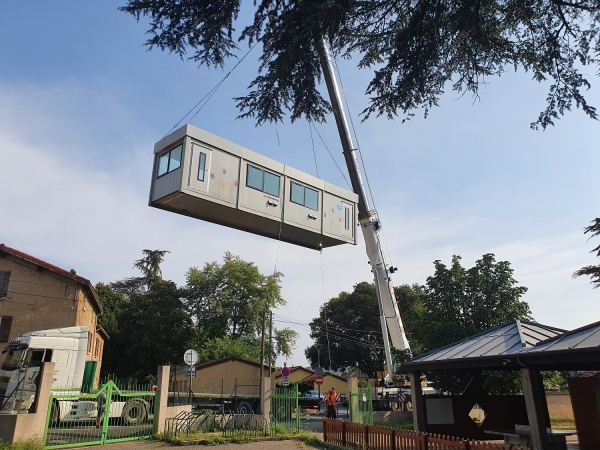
161, 41, 259, 139
273, 124, 286, 276
309, 123, 352, 190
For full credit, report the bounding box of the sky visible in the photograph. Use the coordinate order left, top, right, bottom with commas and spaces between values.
1, 1, 599, 370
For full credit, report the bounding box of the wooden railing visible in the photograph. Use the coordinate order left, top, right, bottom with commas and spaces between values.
322, 419, 514, 450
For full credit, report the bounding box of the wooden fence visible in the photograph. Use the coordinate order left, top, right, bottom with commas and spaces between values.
322, 419, 518, 450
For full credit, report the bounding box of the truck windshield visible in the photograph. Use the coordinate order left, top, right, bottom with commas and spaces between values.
1, 349, 25, 370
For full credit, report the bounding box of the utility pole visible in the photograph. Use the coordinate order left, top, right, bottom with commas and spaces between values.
268, 311, 273, 370
260, 308, 266, 378
316, 37, 410, 383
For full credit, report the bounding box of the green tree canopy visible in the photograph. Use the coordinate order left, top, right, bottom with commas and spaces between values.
573, 218, 600, 289
305, 281, 386, 378
182, 252, 298, 362
121, 0, 600, 128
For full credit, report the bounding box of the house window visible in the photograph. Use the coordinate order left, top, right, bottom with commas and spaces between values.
157, 144, 183, 177
290, 182, 318, 210
94, 339, 100, 358
197, 151, 207, 181
0, 271, 10, 297
0, 316, 12, 342
246, 165, 280, 197
87, 332, 92, 354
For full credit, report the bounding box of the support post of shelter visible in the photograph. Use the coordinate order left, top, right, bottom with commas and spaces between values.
260, 377, 271, 424
410, 371, 426, 432
521, 367, 551, 450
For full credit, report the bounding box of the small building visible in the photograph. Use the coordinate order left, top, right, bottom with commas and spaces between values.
0, 244, 107, 387
149, 124, 358, 250
302, 372, 348, 393
273, 365, 315, 385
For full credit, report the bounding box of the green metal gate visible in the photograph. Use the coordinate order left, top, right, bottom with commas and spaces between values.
44, 380, 155, 448
349, 386, 373, 425
270, 384, 300, 430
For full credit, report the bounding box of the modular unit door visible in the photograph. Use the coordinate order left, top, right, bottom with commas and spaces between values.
187, 142, 240, 205
322, 193, 355, 242
238, 162, 283, 220
283, 179, 322, 233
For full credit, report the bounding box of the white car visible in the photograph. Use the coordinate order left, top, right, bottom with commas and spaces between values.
304, 390, 325, 400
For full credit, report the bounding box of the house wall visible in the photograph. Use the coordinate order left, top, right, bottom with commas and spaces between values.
195, 360, 265, 379
0, 253, 104, 385
315, 375, 348, 394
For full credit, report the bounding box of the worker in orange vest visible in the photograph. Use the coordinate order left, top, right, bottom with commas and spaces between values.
325, 387, 337, 419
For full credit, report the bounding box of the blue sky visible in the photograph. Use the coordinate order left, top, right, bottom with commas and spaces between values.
1, 1, 598, 369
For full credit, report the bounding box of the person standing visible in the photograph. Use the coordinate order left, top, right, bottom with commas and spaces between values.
325, 388, 337, 419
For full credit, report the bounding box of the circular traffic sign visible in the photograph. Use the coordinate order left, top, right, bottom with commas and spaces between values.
315, 375, 324, 386
281, 366, 290, 377
184, 349, 198, 366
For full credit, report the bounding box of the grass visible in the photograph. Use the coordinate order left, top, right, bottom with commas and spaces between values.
550, 416, 576, 430
0, 438, 45, 450
381, 421, 414, 430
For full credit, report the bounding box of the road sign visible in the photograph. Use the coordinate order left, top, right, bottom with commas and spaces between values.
314, 366, 323, 375
282, 377, 289, 386
186, 367, 196, 378
281, 366, 290, 377
315, 375, 324, 386
184, 349, 198, 366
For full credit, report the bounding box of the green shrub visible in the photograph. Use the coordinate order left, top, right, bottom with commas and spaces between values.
0, 438, 45, 450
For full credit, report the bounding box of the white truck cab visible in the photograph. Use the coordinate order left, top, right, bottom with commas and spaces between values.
0, 326, 88, 414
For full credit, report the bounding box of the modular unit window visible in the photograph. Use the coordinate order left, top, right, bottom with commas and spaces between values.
246, 165, 280, 197
290, 182, 318, 210
157, 144, 183, 177
0, 271, 10, 297
197, 151, 207, 181
344, 207, 350, 230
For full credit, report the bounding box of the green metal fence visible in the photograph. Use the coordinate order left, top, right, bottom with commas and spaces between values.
43, 380, 155, 448
349, 386, 373, 425
270, 384, 300, 430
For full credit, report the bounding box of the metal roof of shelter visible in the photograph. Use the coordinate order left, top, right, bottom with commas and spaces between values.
404, 320, 565, 371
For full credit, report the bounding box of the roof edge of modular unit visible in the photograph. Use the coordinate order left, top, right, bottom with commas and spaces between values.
155, 124, 358, 203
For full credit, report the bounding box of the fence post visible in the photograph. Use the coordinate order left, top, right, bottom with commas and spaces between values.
391, 428, 396, 450
323, 419, 328, 442
342, 420, 346, 447
365, 424, 369, 448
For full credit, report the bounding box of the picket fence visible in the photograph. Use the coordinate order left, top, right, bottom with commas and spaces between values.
322, 419, 517, 450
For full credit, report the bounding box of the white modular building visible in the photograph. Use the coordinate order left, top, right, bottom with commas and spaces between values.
149, 124, 358, 250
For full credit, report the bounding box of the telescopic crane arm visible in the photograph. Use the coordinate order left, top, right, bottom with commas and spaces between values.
316, 38, 410, 384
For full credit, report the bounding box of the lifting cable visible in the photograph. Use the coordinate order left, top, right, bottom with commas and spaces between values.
309, 121, 333, 370
332, 56, 396, 269
161, 41, 259, 139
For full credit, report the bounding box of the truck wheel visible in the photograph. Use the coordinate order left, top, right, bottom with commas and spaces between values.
121, 400, 147, 425
236, 401, 253, 414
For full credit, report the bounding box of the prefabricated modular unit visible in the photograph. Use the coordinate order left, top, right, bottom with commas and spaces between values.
149, 124, 358, 250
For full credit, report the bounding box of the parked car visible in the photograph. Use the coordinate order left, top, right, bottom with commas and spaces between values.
304, 390, 325, 400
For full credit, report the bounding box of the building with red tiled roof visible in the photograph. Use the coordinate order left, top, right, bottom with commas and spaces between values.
273, 365, 315, 385
0, 243, 107, 387
301, 372, 348, 393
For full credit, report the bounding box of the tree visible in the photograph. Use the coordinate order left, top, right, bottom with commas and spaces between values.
413, 253, 532, 394
182, 252, 298, 362
573, 218, 600, 289
305, 282, 387, 378
97, 250, 193, 380
121, 0, 599, 129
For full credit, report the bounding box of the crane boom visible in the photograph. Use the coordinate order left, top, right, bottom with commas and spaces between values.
316, 38, 410, 384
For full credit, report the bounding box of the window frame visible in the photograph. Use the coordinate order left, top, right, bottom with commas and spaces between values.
156, 144, 183, 178
344, 207, 350, 230
245, 164, 281, 198
0, 316, 12, 343
289, 182, 319, 211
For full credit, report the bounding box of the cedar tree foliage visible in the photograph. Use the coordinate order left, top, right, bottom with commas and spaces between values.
573, 217, 600, 288
120, 0, 600, 128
